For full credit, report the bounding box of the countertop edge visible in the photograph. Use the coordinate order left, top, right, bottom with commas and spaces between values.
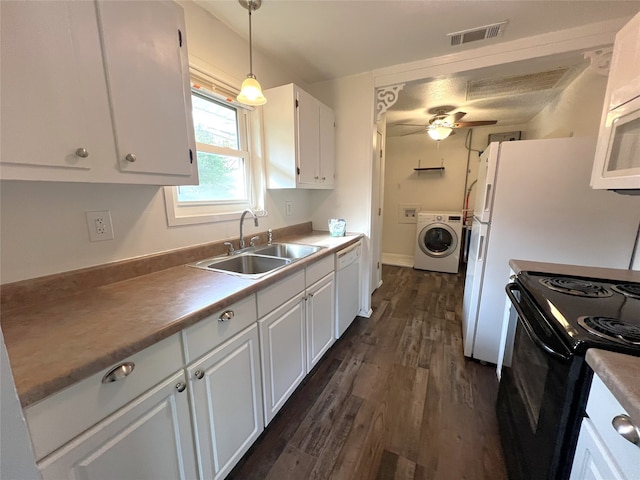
4, 232, 363, 408
585, 349, 640, 428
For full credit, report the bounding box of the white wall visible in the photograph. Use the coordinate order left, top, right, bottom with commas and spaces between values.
309, 73, 376, 313
0, 1, 311, 284
527, 66, 608, 139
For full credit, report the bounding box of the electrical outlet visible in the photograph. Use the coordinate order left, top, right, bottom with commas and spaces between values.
86, 210, 114, 242
285, 200, 293, 216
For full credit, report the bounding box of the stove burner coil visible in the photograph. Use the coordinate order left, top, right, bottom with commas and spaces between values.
612, 283, 640, 300
539, 277, 613, 298
578, 316, 640, 346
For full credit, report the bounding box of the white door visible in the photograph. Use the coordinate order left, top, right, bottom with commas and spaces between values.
306, 273, 335, 370
0, 1, 114, 173
296, 88, 320, 186
461, 219, 489, 357
319, 103, 335, 187
570, 420, 624, 480
188, 325, 263, 480
371, 129, 385, 292
97, 0, 195, 178
259, 292, 307, 424
39, 372, 197, 480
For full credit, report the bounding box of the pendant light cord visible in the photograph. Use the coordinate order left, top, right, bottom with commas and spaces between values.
248, 5, 254, 75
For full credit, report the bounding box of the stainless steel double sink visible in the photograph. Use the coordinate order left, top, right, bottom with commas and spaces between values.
189, 243, 324, 278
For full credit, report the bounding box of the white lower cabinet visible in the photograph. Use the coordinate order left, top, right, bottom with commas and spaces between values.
187, 324, 263, 480
306, 272, 335, 371
38, 371, 197, 480
259, 291, 307, 425
571, 372, 640, 480
571, 419, 624, 480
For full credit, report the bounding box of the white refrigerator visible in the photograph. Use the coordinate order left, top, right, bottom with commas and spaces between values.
461, 137, 640, 364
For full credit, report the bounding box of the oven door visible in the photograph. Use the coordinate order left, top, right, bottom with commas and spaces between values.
497, 283, 591, 480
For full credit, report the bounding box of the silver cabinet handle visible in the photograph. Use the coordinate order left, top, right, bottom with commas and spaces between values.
194, 370, 204, 380
75, 147, 89, 158
101, 362, 135, 384
612, 414, 640, 446
219, 310, 234, 322
175, 382, 186, 393
125, 153, 137, 163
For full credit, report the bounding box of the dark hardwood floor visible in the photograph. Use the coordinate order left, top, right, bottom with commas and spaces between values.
228, 265, 508, 480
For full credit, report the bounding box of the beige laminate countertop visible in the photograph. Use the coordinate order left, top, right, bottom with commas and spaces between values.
2, 231, 362, 408
509, 259, 640, 427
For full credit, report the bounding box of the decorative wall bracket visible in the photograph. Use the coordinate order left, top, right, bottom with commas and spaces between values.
376, 84, 405, 121
583, 47, 613, 76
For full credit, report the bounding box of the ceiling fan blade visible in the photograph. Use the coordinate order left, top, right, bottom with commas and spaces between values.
454, 120, 498, 127
395, 123, 428, 127
400, 128, 427, 136
450, 111, 467, 122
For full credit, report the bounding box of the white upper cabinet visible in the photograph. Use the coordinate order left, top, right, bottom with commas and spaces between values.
97, 1, 195, 178
0, 0, 197, 185
591, 12, 640, 192
0, 1, 113, 176
263, 83, 335, 189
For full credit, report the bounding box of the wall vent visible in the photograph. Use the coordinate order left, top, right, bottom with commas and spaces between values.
448, 21, 507, 46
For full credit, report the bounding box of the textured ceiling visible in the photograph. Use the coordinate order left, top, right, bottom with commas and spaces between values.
196, 1, 639, 136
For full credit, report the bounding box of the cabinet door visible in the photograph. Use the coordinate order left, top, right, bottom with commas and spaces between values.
296, 88, 321, 186
39, 371, 197, 480
259, 292, 306, 425
0, 1, 114, 177
188, 324, 263, 480
97, 0, 196, 180
307, 272, 336, 371
319, 103, 335, 188
570, 419, 624, 480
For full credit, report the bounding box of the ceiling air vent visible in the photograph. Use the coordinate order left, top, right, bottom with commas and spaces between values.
466, 68, 571, 100
448, 21, 507, 46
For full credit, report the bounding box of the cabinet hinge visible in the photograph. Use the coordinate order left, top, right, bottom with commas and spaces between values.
378, 207, 382, 216
189, 148, 193, 164
295, 99, 299, 108
297, 167, 301, 175
178, 29, 183, 47
377, 262, 380, 270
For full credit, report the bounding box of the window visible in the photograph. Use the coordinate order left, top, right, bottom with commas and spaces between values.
164, 69, 265, 226
178, 91, 249, 204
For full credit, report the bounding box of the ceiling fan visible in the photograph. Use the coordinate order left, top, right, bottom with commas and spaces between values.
397, 105, 498, 140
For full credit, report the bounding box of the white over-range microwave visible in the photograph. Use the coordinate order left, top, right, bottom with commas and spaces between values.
591, 90, 640, 193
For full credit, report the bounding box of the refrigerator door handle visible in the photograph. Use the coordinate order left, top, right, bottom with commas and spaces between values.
483, 184, 492, 214
478, 235, 485, 261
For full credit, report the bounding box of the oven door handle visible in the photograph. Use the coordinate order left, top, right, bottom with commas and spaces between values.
505, 283, 572, 361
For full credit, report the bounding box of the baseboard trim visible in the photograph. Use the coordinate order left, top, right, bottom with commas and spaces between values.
381, 253, 413, 267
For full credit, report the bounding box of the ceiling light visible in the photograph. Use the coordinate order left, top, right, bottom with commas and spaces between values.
237, 0, 266, 106
427, 126, 453, 141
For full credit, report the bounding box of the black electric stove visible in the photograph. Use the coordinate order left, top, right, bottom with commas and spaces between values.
497, 270, 640, 480
516, 272, 640, 355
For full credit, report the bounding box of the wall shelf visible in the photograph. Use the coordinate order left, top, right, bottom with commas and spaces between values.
414, 158, 445, 176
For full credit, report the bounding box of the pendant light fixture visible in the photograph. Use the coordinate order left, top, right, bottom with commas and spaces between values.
237, 0, 267, 106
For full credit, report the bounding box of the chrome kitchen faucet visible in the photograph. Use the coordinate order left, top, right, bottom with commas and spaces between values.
239, 209, 259, 249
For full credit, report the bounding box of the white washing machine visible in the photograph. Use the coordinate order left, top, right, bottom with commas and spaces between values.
414, 211, 463, 273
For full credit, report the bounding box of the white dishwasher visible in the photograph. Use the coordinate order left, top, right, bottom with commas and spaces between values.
335, 240, 362, 338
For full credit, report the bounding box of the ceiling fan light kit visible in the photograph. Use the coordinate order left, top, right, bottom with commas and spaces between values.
396, 105, 497, 140
237, 0, 267, 106
427, 126, 453, 141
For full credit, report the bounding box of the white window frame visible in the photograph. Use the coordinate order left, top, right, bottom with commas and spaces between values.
164, 61, 266, 226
